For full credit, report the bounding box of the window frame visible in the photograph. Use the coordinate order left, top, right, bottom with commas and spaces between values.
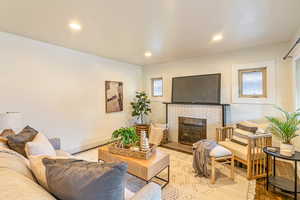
238, 67, 267, 98
151, 77, 163, 97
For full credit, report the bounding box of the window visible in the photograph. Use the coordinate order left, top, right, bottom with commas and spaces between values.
151, 78, 163, 97
238, 67, 267, 98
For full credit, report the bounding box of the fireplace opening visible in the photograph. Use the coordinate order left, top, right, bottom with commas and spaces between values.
178, 117, 207, 146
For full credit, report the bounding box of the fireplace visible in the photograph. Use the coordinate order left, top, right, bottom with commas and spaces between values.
178, 117, 207, 146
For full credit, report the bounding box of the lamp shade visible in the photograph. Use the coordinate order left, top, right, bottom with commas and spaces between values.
0, 112, 23, 132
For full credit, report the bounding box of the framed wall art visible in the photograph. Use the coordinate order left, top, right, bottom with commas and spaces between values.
105, 81, 123, 113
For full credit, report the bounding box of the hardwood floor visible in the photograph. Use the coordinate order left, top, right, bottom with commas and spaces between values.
255, 161, 297, 200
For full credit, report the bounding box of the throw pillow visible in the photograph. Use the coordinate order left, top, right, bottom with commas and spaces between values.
7, 126, 38, 157
236, 121, 258, 133
29, 156, 128, 200
0, 129, 15, 138
149, 124, 164, 145
231, 128, 253, 145
25, 133, 56, 157
0, 136, 9, 148
22, 125, 39, 134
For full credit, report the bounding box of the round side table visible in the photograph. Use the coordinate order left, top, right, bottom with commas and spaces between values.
263, 147, 300, 200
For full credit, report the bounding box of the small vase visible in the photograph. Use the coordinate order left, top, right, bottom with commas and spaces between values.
280, 143, 295, 157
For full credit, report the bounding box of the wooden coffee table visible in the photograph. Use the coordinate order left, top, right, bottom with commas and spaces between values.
98, 145, 170, 188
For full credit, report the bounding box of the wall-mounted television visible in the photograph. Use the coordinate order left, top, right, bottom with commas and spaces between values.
172, 73, 221, 104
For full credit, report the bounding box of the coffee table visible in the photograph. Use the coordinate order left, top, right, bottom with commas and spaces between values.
98, 145, 170, 188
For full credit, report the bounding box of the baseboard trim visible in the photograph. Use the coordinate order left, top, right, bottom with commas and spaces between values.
66, 138, 119, 155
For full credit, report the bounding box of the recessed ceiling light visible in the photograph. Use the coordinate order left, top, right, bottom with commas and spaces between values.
144, 51, 152, 58
212, 34, 223, 42
69, 23, 81, 31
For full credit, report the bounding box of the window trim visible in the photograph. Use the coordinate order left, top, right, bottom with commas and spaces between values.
232, 60, 276, 104
151, 77, 163, 97
238, 67, 267, 98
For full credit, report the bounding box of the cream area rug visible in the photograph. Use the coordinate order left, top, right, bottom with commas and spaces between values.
76, 147, 255, 200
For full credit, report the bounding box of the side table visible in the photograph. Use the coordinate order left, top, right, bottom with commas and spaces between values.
263, 147, 300, 200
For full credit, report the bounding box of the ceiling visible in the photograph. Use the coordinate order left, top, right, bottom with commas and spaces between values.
0, 0, 300, 66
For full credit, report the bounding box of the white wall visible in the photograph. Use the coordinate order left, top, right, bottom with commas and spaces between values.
143, 42, 293, 124
296, 60, 300, 109
0, 32, 142, 153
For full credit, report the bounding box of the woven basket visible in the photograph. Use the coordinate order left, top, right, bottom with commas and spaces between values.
135, 124, 150, 136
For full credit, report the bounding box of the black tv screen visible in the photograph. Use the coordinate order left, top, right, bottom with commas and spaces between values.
172, 74, 221, 104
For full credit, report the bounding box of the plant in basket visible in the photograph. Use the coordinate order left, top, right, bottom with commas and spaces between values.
112, 127, 139, 148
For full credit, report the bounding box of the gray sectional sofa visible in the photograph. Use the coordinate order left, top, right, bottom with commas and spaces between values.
0, 138, 161, 200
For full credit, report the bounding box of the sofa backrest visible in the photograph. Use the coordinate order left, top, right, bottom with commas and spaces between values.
0, 168, 56, 200
0, 147, 35, 181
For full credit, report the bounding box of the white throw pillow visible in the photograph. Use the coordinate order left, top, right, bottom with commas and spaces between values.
149, 124, 164, 145
25, 133, 56, 157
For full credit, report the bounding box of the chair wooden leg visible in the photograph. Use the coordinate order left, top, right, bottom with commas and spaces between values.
231, 155, 235, 180
211, 157, 216, 184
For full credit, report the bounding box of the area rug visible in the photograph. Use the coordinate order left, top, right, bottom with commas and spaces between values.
76, 147, 255, 200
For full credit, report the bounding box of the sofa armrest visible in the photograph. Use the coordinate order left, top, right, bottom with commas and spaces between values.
48, 138, 61, 150
130, 182, 161, 200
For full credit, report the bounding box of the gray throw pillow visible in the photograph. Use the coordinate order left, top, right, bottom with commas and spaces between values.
42, 158, 128, 200
7, 126, 38, 157
236, 123, 258, 133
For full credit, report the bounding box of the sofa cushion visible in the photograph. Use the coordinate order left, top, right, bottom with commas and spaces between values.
209, 145, 232, 157
0, 168, 55, 200
7, 126, 38, 157
30, 156, 128, 200
25, 133, 56, 157
0, 147, 35, 181
219, 141, 248, 161
231, 128, 253, 145
219, 141, 266, 161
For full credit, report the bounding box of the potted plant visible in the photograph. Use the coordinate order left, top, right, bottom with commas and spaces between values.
131, 91, 151, 125
266, 107, 300, 156
112, 127, 139, 148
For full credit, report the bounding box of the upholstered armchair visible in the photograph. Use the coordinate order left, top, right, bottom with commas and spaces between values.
216, 127, 272, 179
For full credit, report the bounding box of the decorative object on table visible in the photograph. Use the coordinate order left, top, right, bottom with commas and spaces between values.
105, 81, 123, 113
110, 127, 156, 159
266, 107, 300, 157
108, 143, 156, 160
111, 127, 139, 148
140, 131, 150, 152
131, 91, 151, 135
130, 146, 140, 152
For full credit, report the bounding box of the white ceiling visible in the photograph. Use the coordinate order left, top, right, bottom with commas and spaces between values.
0, 0, 300, 66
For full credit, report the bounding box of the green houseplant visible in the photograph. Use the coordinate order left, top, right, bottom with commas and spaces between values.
131, 91, 151, 125
112, 127, 139, 148
266, 107, 300, 156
